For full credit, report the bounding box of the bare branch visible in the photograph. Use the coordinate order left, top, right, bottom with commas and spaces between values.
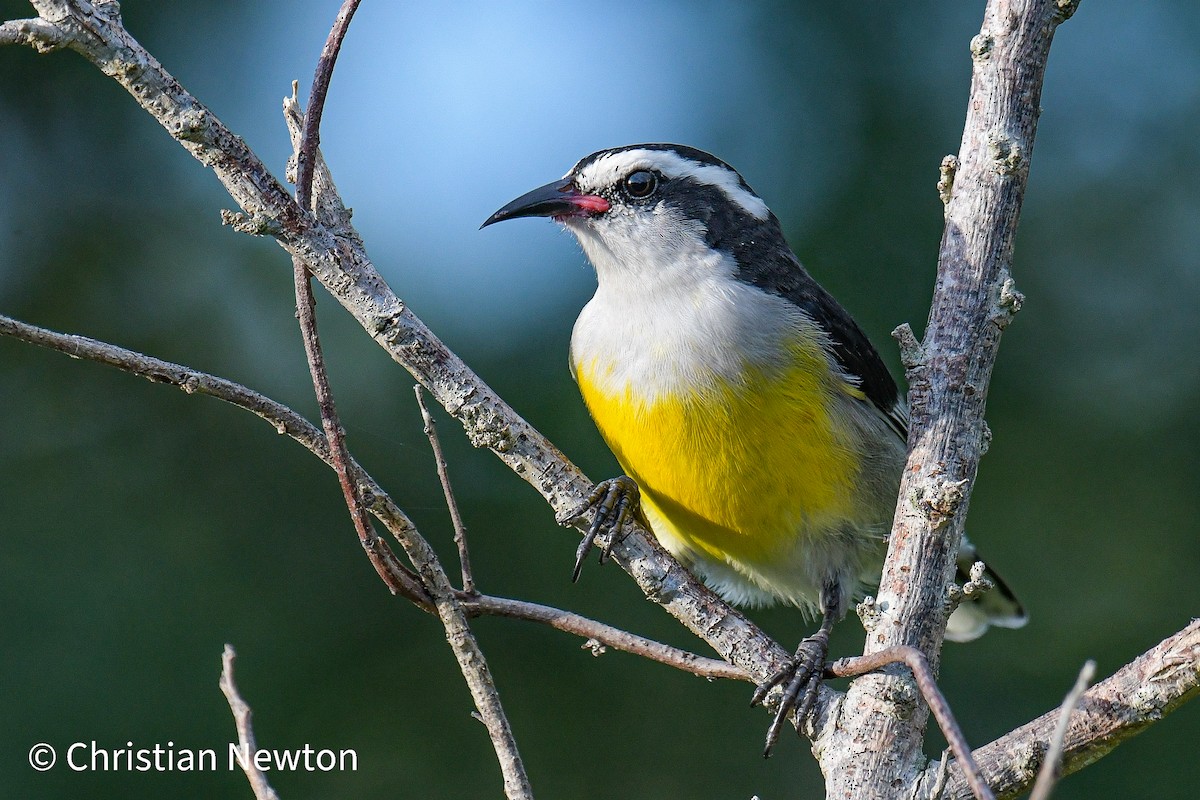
415, 386, 476, 594
294, 0, 360, 212
828, 647, 993, 800
463, 594, 746, 682
1028, 659, 1097, 800
0, 16, 66, 50
0, 310, 534, 797
938, 620, 1200, 799
287, 0, 387, 611
219, 646, 282, 800
823, 2, 1079, 794
0, 311, 432, 605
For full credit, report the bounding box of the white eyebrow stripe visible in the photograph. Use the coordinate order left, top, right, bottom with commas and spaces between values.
572, 148, 770, 221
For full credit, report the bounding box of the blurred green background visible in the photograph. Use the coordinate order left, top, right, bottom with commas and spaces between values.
1, 1, 1197, 798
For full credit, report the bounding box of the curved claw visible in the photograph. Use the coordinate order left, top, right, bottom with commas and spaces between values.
756, 628, 832, 758
559, 476, 640, 582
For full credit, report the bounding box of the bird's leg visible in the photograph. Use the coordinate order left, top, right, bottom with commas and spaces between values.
556, 475, 640, 581
751, 580, 841, 758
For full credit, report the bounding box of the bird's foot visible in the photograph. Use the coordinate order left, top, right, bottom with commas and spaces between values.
751, 627, 831, 758
556, 475, 640, 581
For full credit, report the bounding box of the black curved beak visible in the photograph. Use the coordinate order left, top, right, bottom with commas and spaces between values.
480, 178, 610, 229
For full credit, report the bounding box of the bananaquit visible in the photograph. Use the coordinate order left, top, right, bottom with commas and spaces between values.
482, 143, 1025, 752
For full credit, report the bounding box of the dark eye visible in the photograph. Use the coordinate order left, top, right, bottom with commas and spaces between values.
623, 170, 658, 199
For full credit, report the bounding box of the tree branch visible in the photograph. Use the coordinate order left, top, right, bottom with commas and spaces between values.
820, 2, 1079, 795
284, 0, 406, 651
0, 15, 65, 50
0, 310, 431, 606
1028, 659, 1096, 800
416, 386, 476, 594
937, 620, 1200, 799
220, 645, 282, 800
827, 647, 993, 800
463, 594, 747, 682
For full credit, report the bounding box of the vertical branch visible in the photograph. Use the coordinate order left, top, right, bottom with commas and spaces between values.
220, 646, 283, 800
821, 1, 1079, 796
288, 0, 405, 593
415, 386, 476, 594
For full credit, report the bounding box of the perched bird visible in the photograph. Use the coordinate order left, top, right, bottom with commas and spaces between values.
482, 143, 1025, 754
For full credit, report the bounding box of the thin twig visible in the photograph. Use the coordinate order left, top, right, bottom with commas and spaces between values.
935, 620, 1199, 799
1028, 659, 1097, 800
295, 0, 360, 212
463, 594, 746, 681
415, 385, 476, 594
289, 0, 384, 593
828, 646, 993, 800
219, 645, 282, 800
0, 318, 532, 798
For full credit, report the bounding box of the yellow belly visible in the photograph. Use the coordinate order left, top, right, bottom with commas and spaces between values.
575, 347, 862, 569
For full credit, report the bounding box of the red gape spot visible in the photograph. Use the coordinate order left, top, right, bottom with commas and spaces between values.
571, 194, 611, 214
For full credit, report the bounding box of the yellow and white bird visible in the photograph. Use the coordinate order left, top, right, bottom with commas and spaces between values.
483, 143, 1025, 752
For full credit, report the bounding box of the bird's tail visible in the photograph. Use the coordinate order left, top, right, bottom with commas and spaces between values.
944, 537, 1027, 643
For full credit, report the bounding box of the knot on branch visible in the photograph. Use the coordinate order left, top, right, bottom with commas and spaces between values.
220, 209, 282, 236
947, 562, 994, 614
856, 596, 882, 633
458, 401, 514, 452
870, 671, 922, 722
937, 155, 959, 206
1055, 0, 1082, 22
987, 130, 1024, 175
174, 106, 212, 143
916, 478, 970, 528
367, 306, 405, 335
970, 33, 994, 61
1018, 738, 1049, 783
992, 273, 1025, 328
892, 323, 925, 372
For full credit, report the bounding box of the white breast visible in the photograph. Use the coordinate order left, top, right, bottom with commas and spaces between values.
567, 219, 809, 402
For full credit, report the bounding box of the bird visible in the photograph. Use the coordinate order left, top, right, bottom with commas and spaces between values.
481, 143, 1026, 755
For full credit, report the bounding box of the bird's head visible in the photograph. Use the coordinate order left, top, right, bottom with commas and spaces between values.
482, 144, 784, 287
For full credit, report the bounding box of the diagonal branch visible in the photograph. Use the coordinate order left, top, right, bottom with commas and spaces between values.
828, 647, 993, 800
936, 620, 1200, 799
1028, 659, 1097, 800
